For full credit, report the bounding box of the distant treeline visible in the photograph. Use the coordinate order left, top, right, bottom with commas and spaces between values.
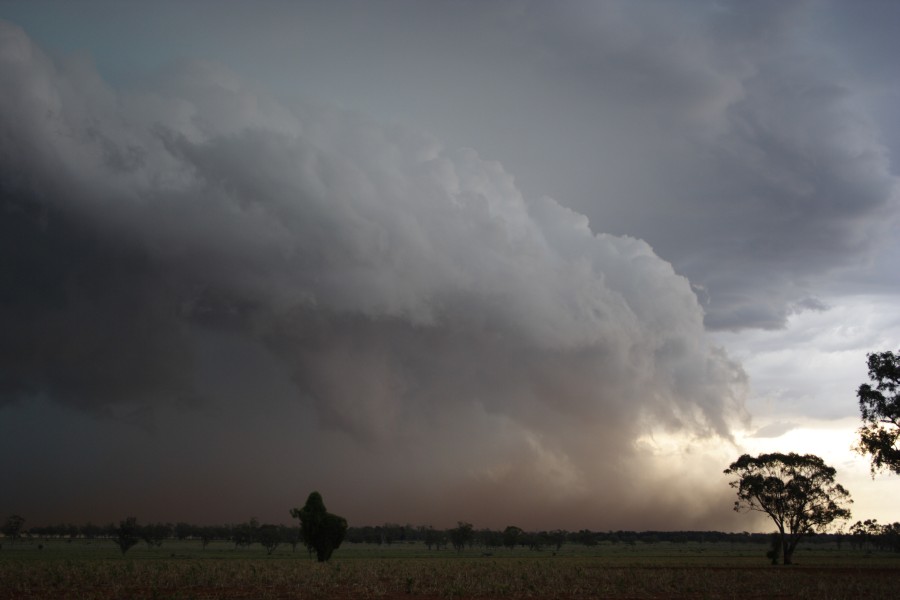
11, 520, 899, 553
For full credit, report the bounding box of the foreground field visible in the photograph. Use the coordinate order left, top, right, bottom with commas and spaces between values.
1, 539, 897, 599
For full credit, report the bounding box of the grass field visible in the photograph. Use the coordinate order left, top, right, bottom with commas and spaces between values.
1, 538, 898, 599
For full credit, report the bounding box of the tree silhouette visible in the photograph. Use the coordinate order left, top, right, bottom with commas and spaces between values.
256, 524, 282, 555
502, 525, 522, 549
1, 515, 25, 543
856, 350, 900, 474
114, 518, 140, 556
450, 522, 474, 553
725, 453, 851, 565
290, 491, 347, 562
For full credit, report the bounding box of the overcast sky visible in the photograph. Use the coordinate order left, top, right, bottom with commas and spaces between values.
1, 0, 899, 532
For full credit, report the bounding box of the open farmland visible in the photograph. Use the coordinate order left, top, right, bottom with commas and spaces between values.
1, 539, 897, 599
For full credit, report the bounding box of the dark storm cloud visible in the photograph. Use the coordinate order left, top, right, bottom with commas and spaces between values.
0, 20, 748, 528
5, 0, 897, 333
229, 0, 896, 332
510, 0, 900, 330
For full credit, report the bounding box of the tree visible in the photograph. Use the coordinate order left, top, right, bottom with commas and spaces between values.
449, 522, 473, 553
1, 515, 25, 543
114, 518, 140, 556
256, 524, 282, 555
290, 491, 347, 562
0, 514, 24, 548
502, 525, 522, 549
140, 522, 170, 548
422, 526, 444, 550
285, 526, 302, 552
231, 518, 259, 549
197, 525, 218, 549
849, 519, 881, 551
174, 522, 195, 540
724, 453, 852, 565
856, 350, 900, 474
548, 529, 567, 552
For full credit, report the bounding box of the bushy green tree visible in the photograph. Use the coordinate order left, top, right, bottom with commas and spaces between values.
856, 350, 900, 474
725, 452, 852, 565
290, 491, 347, 562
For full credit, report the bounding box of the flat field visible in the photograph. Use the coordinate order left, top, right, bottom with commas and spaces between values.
1, 539, 897, 599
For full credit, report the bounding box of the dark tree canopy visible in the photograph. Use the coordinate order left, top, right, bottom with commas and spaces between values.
256, 524, 283, 555
1, 515, 25, 542
856, 350, 900, 474
724, 452, 852, 565
140, 522, 170, 548
114, 517, 140, 556
231, 518, 260, 548
450, 521, 474, 552
502, 525, 523, 549
290, 491, 347, 562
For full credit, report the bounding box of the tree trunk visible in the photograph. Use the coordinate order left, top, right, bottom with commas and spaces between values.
783, 535, 800, 565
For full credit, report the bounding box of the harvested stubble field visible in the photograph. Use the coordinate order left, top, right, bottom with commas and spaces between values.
0, 539, 897, 599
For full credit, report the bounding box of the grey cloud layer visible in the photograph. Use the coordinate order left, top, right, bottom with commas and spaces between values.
214, 0, 896, 331
525, 1, 900, 330
6, 0, 897, 333
0, 20, 748, 527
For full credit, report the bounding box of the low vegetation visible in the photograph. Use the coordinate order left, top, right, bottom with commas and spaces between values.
0, 538, 897, 599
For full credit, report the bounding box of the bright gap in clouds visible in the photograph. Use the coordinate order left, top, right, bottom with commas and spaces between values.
735, 423, 900, 528
715, 295, 900, 527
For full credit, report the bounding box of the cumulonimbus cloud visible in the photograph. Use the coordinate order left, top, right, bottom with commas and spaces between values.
0, 20, 748, 528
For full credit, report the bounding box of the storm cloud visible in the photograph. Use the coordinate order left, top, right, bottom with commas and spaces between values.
506, 1, 900, 330
0, 19, 749, 529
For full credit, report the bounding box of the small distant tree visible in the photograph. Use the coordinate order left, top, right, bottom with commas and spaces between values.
285, 526, 302, 552
548, 529, 567, 552
725, 453, 852, 565
576, 529, 598, 547
256, 524, 282, 556
174, 522, 194, 540
856, 350, 900, 474
883, 522, 900, 552
231, 518, 259, 549
502, 525, 522, 549
521, 531, 543, 551
140, 523, 170, 549
2, 515, 25, 543
449, 522, 474, 553
850, 519, 881, 551
114, 518, 140, 556
198, 526, 217, 549
290, 491, 348, 562
423, 526, 444, 550
81, 522, 103, 539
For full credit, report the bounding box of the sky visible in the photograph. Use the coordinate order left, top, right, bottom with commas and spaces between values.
1, 0, 899, 533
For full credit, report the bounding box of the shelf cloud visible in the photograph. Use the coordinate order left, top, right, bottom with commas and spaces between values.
0, 20, 749, 529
